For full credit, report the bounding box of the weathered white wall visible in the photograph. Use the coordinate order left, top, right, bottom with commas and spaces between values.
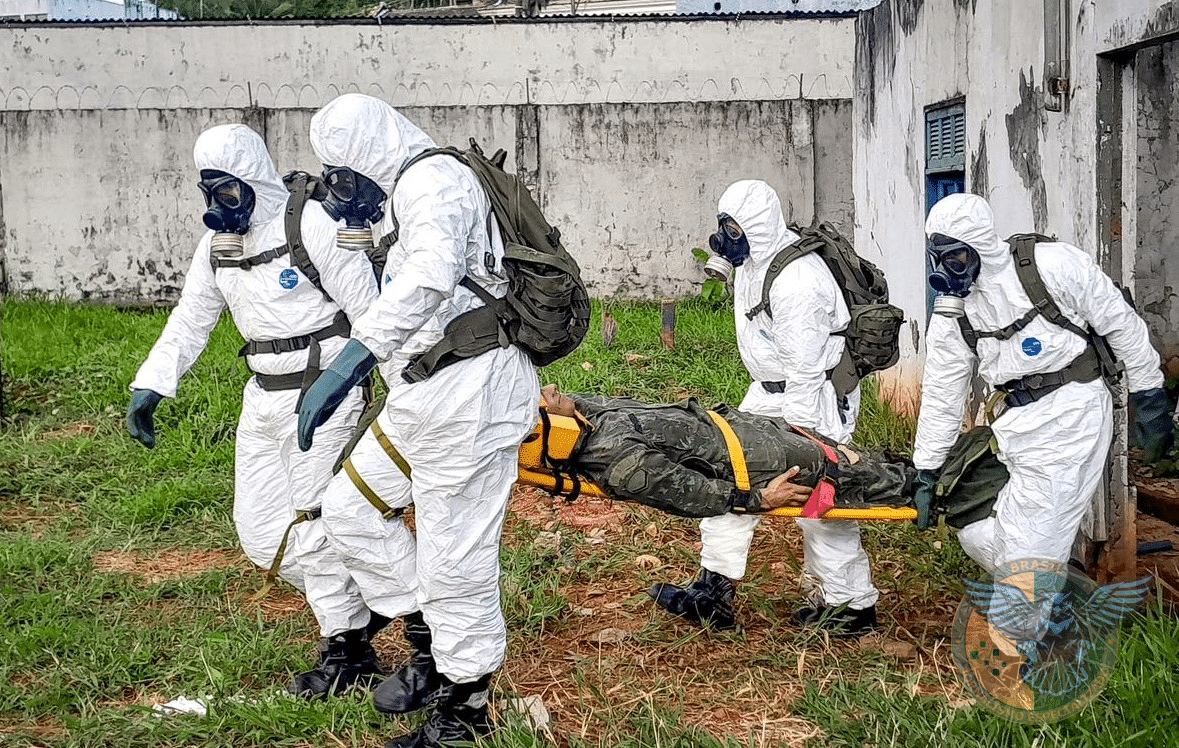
1096, 0, 1179, 51
1134, 40, 1179, 365
541, 100, 852, 295
852, 0, 1103, 406
2, 19, 854, 108
0, 17, 855, 302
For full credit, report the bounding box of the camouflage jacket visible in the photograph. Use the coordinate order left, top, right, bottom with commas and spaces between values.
568, 395, 828, 518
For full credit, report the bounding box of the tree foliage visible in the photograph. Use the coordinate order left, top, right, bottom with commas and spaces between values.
155, 0, 377, 19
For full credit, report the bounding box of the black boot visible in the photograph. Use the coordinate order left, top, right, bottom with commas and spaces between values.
791, 603, 878, 637
366, 610, 395, 639
372, 611, 442, 715
287, 628, 384, 698
647, 568, 737, 631
385, 673, 494, 748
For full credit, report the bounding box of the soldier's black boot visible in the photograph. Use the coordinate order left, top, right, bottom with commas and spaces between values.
791, 603, 878, 637
384, 673, 494, 748
287, 627, 384, 698
372, 612, 442, 715
366, 610, 394, 639
647, 568, 737, 631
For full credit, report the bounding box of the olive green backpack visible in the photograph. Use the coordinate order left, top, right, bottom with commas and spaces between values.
383, 140, 591, 383
745, 221, 905, 397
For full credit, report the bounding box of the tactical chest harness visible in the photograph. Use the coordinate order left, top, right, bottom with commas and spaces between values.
955, 234, 1122, 410
209, 173, 352, 397
210, 175, 365, 588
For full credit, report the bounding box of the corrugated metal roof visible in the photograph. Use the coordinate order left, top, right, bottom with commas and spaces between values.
478, 0, 677, 18
0, 12, 858, 25
0, 0, 862, 24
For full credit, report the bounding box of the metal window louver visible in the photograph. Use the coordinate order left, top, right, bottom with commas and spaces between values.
925, 102, 966, 174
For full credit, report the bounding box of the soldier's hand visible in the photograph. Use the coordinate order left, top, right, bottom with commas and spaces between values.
757, 466, 811, 511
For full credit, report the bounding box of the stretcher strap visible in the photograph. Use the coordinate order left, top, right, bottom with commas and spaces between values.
342, 457, 406, 521
264, 508, 321, 588
537, 408, 583, 501
371, 419, 412, 479
706, 411, 750, 492
789, 425, 839, 519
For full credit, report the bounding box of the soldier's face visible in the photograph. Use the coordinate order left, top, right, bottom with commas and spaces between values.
541, 385, 577, 417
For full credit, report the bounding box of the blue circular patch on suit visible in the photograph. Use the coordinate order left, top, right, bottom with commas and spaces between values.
385, 274, 392, 286
1022, 337, 1042, 356
279, 268, 299, 289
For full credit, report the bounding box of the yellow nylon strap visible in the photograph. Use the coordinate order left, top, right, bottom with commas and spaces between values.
342, 457, 403, 521
706, 410, 750, 493
370, 419, 412, 479
263, 509, 316, 588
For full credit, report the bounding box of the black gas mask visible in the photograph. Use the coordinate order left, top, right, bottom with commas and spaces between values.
199, 169, 255, 257
704, 213, 752, 283
319, 166, 387, 252
927, 232, 982, 317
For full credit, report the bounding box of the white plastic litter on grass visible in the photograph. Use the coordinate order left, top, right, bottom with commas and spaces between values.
499, 695, 551, 730
152, 689, 295, 718
151, 695, 210, 717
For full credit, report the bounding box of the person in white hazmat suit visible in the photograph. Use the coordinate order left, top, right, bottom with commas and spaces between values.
913, 193, 1173, 572
125, 124, 385, 696
295, 94, 540, 748
649, 180, 880, 636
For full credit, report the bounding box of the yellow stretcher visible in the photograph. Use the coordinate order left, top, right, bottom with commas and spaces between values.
517, 411, 918, 522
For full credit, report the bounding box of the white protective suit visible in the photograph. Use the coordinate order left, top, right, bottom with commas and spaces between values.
916, 193, 1163, 570
699, 180, 878, 611
311, 95, 540, 683
131, 124, 379, 636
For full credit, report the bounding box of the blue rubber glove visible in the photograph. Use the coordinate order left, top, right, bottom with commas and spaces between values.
913, 469, 940, 531
298, 339, 378, 451
1132, 387, 1175, 463
126, 388, 164, 448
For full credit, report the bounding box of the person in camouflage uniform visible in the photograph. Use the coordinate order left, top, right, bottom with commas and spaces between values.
543, 387, 916, 519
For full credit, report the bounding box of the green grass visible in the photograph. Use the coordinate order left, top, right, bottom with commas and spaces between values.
2, 297, 1177, 747
792, 600, 1179, 747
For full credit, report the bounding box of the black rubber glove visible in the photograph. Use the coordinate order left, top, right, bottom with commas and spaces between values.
1132, 387, 1175, 463
913, 468, 940, 531
126, 388, 164, 449
298, 339, 378, 451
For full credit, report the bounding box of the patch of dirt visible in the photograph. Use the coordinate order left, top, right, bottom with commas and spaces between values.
1135, 512, 1179, 604
92, 548, 242, 584
40, 422, 96, 440
510, 485, 630, 532
1130, 460, 1179, 603
471, 487, 966, 746
0, 715, 65, 741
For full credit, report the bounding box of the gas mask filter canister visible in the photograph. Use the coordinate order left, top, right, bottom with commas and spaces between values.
705, 213, 751, 284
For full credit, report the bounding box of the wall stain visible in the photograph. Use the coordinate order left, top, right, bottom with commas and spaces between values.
1143, 2, 1179, 44
970, 121, 988, 197
1005, 69, 1048, 229
855, 1, 897, 130
896, 0, 924, 36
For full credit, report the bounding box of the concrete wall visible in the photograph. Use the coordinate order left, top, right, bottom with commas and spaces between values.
855, 0, 1179, 400
852, 0, 1104, 406
0, 16, 855, 302
1134, 39, 1179, 366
